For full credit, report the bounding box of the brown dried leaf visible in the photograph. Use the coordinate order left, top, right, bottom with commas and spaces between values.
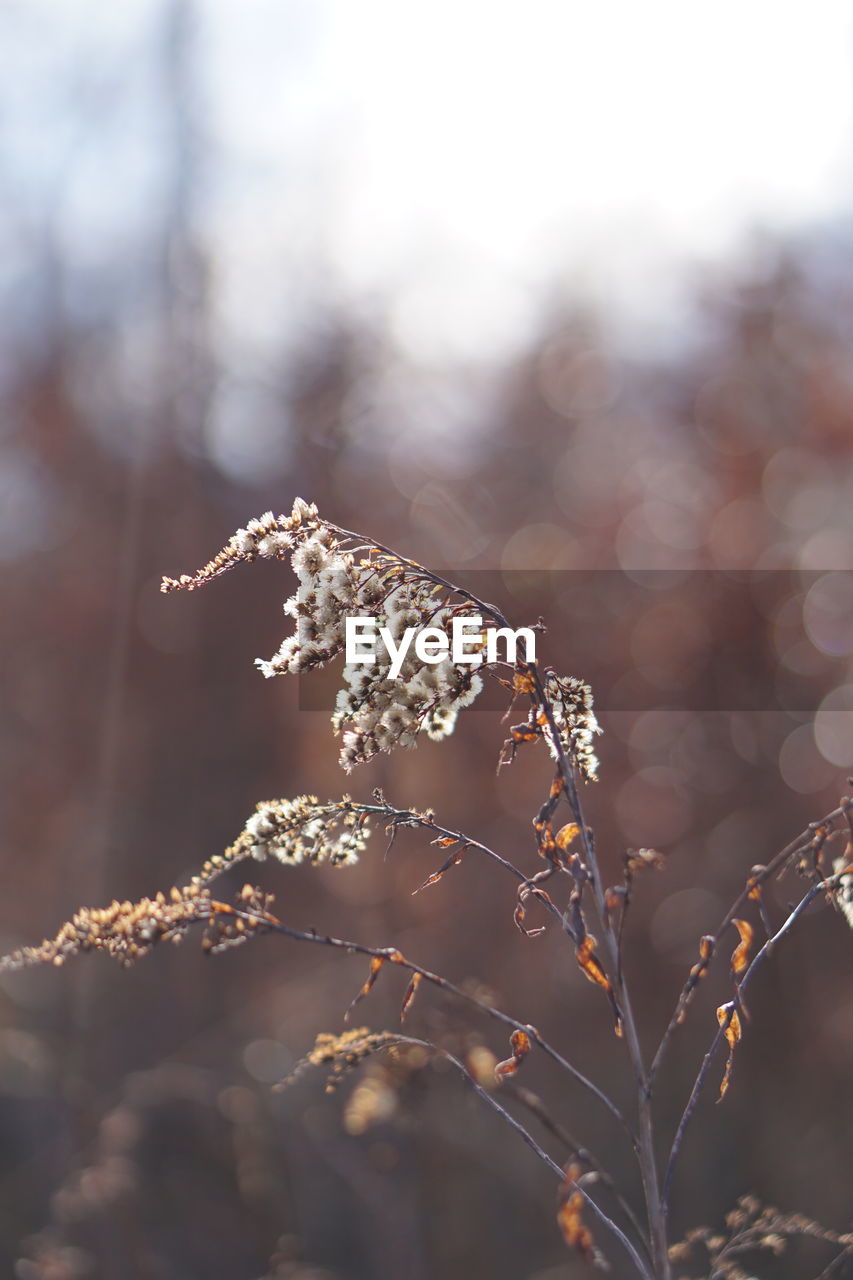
576, 936, 622, 1037
513, 895, 546, 938
510, 1028, 530, 1057
512, 723, 540, 744
556, 823, 581, 851
346, 956, 385, 1019
576, 936, 611, 993
400, 972, 422, 1021
513, 671, 536, 695
604, 887, 624, 915
557, 1163, 601, 1266
535, 826, 557, 861
747, 873, 763, 903
730, 919, 753, 978
433, 836, 458, 848
494, 1028, 532, 1081
413, 845, 466, 893
675, 935, 715, 1025
716, 1004, 742, 1101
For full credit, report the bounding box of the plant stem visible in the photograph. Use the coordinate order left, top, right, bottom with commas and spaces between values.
663, 875, 839, 1214
530, 666, 671, 1279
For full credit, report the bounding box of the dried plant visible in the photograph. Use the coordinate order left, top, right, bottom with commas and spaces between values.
668, 1195, 853, 1279
7, 498, 853, 1280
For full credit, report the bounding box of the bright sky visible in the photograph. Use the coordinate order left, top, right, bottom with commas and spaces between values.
4, 0, 853, 365
200, 0, 853, 360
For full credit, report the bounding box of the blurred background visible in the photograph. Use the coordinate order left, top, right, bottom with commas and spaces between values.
2, 2, 853, 1276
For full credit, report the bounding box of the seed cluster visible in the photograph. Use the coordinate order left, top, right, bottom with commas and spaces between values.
0, 887, 211, 971
161, 498, 600, 779
233, 796, 369, 867
833, 854, 853, 929
277, 1027, 403, 1093
256, 523, 486, 768
177, 498, 488, 771
0, 794, 372, 976
160, 497, 316, 592
332, 580, 484, 770
181, 795, 373, 890
542, 671, 601, 783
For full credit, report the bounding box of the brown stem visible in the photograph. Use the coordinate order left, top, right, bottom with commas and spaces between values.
349, 801, 579, 942
649, 802, 850, 1088
392, 1037, 653, 1279
230, 906, 637, 1146
507, 1082, 654, 1272
527, 664, 671, 1280
663, 872, 844, 1214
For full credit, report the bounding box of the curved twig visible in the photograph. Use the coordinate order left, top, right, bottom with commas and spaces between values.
649, 802, 850, 1087
229, 906, 636, 1148
663, 869, 848, 1214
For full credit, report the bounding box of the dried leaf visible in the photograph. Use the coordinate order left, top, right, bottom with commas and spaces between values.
604, 887, 624, 914
346, 956, 385, 1019
576, 936, 611, 993
535, 828, 558, 862
400, 972, 422, 1021
513, 898, 546, 938
494, 1028, 532, 1080
675, 935, 715, 1025
512, 723, 540, 744
556, 823, 581, 851
716, 1004, 742, 1101
413, 844, 466, 893
557, 1163, 603, 1267
513, 671, 536, 695
513, 873, 553, 938
576, 936, 622, 1037
511, 1028, 531, 1056
730, 919, 753, 979
433, 836, 458, 848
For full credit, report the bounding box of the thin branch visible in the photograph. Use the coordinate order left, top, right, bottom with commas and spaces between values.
663, 871, 847, 1214
649, 802, 850, 1087
228, 906, 637, 1147
346, 800, 578, 943
812, 1242, 853, 1280
324, 522, 514, 633
394, 1040, 653, 1280
524, 662, 672, 1280
507, 1083, 654, 1272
